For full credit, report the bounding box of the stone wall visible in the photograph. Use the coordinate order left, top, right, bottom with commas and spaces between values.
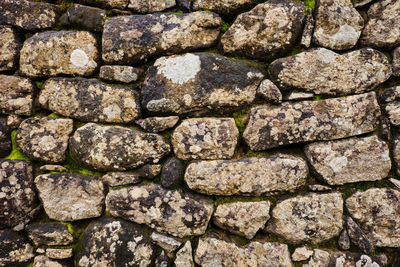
1, 0, 400, 266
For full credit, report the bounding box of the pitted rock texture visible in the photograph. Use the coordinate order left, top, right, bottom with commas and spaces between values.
393, 47, 400, 77
346, 188, 400, 247
66, 4, 106, 33
266, 192, 343, 244
0, 118, 11, 158
76, 217, 155, 267
212, 201, 271, 239
256, 79, 282, 104
393, 135, 400, 176
380, 86, 400, 126
346, 216, 374, 254
39, 78, 141, 123
128, 0, 176, 13
26, 223, 74, 246
220, 0, 306, 60
161, 157, 183, 189
150, 232, 182, 253
195, 236, 293, 267
243, 92, 380, 150
33, 255, 70, 267
0, 75, 34, 116
101, 172, 141, 187
185, 155, 308, 196
100, 65, 143, 83
0, 160, 38, 230
139, 164, 162, 179
0, 26, 20, 71
268, 48, 391, 95
312, 0, 364, 50
136, 116, 179, 133
15, 117, 73, 163
155, 250, 173, 267
292, 246, 313, 262
35, 173, 105, 221
192, 0, 254, 15
70, 123, 170, 171
46, 248, 73, 259
171, 118, 238, 160
304, 249, 384, 267
175, 241, 194, 267
20, 31, 98, 77
102, 12, 221, 64
142, 53, 264, 115
106, 183, 214, 238
300, 9, 314, 48
0, 230, 34, 266
0, 0, 59, 30
304, 135, 391, 185
360, 0, 400, 49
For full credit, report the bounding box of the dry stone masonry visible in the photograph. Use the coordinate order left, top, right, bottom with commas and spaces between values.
1, 0, 400, 265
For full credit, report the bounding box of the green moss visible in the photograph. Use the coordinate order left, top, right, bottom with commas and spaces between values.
314, 95, 322, 101
63, 150, 102, 177
232, 108, 248, 134
104, 210, 111, 216
288, 47, 302, 56
48, 113, 60, 118
221, 21, 230, 33
245, 150, 270, 157
26, 263, 34, 267
231, 235, 249, 246
303, 0, 316, 10
172, 10, 184, 14
35, 81, 44, 89
60, 222, 74, 235
162, 130, 172, 139
4, 130, 29, 161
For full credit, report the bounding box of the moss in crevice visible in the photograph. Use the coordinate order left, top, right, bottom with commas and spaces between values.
302, 0, 316, 10
63, 149, 103, 177
232, 108, 249, 134
4, 130, 29, 161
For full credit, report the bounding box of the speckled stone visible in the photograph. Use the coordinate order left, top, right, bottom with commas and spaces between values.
106, 183, 214, 238
139, 164, 162, 179
0, 160, 39, 230
256, 79, 282, 103
0, 230, 34, 266
46, 248, 73, 259
195, 236, 293, 267
76, 217, 155, 267
300, 9, 315, 48
304, 249, 384, 267
243, 92, 381, 151
35, 173, 105, 221
136, 116, 179, 133
39, 165, 68, 173
292, 246, 313, 261
380, 86, 400, 126
185, 155, 308, 196
393, 47, 400, 77
128, 0, 176, 12
353, 0, 373, 7
161, 157, 183, 189
266, 192, 343, 244
220, 0, 306, 60
99, 65, 143, 83
66, 4, 106, 33
142, 53, 264, 115
0, 26, 20, 71
155, 250, 173, 267
0, 118, 11, 158
393, 136, 400, 176
70, 123, 170, 171
150, 232, 182, 253
193, 0, 254, 15
171, 118, 238, 160
26, 222, 74, 246
101, 172, 141, 187
20, 31, 98, 78
175, 241, 194, 267
283, 92, 315, 101
338, 230, 350, 250
33, 255, 70, 267
39, 78, 141, 123
313, 0, 364, 50
0, 75, 35, 116
304, 135, 391, 185
346, 216, 374, 254
102, 12, 221, 64
346, 188, 400, 247
268, 48, 391, 95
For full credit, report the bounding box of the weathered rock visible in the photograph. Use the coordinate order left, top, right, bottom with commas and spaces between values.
70, 123, 170, 171
300, 9, 315, 48
35, 174, 105, 221
243, 92, 380, 150
175, 241, 194, 267
172, 118, 238, 160
46, 248, 73, 259
76, 217, 155, 267
266, 193, 343, 244
161, 157, 183, 189
20, 31, 98, 77
0, 230, 34, 266
393, 47, 400, 77
139, 164, 162, 179
128, 0, 176, 12
0, 118, 11, 157
102, 12, 221, 64
6, 114, 23, 129
0, 0, 59, 30
360, 0, 400, 49
213, 201, 270, 239
394, 136, 400, 176
346, 216, 374, 254
390, 178, 400, 189
150, 232, 182, 253
195, 236, 293, 266
0, 26, 20, 71
346, 188, 400, 247
304, 135, 391, 185
268, 48, 391, 95
338, 230, 350, 250
304, 249, 384, 267
308, 184, 332, 192
142, 53, 263, 115
380, 86, 400, 126
312, 0, 364, 50
353, 0, 374, 7
33, 255, 70, 267
137, 116, 179, 133
193, 0, 254, 15
101, 172, 141, 187
66, 4, 106, 32
220, 0, 306, 60
292, 246, 313, 261
99, 65, 143, 83
15, 117, 73, 163
283, 92, 314, 101
106, 183, 214, 238
26, 223, 74, 246
0, 75, 34, 116
185, 155, 308, 196
0, 160, 39, 230
256, 79, 282, 103
39, 165, 68, 173
39, 78, 140, 123
155, 250, 173, 267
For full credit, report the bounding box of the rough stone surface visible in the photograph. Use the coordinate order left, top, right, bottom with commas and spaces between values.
193, 0, 254, 15
128, 0, 176, 13
268, 48, 391, 95
346, 188, 400, 247
360, 0, 400, 49
393, 47, 400, 77
346, 216, 375, 254
142, 53, 264, 115
139, 164, 162, 179
0, 230, 34, 266
394, 136, 400, 176
150, 232, 182, 253
20, 31, 98, 78
284, 92, 315, 101
39, 165, 68, 172
136, 116, 179, 133
308, 184, 332, 192
304, 249, 384, 267
220, 0, 306, 60
0, 75, 34, 116
106, 183, 214, 238
76, 217, 155, 267
101, 172, 141, 187
161, 157, 183, 189
195, 236, 293, 267
304, 135, 391, 185
185, 155, 308, 196
256, 79, 282, 103
35, 173, 105, 221
0, 118, 11, 158
175, 241, 194, 267
99, 65, 143, 83
0, 160, 38, 230
0, 26, 20, 71
155, 250, 173, 267
102, 12, 221, 64
353, 0, 373, 7
171, 118, 238, 160
0, 0, 59, 30
243, 92, 381, 150
26, 223, 74, 246
380, 86, 400, 126
39, 78, 141, 123
300, 9, 314, 48
66, 4, 106, 32
70, 123, 170, 171
213, 201, 271, 239
313, 0, 364, 50
33, 255, 70, 267
46, 248, 73, 259
292, 246, 313, 261
15, 117, 73, 163
390, 178, 400, 189
338, 230, 350, 250
266, 193, 343, 244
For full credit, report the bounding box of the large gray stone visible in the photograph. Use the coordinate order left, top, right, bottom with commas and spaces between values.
0, 230, 34, 267
66, 4, 106, 33
0, 26, 20, 71
136, 116, 179, 133
0, 75, 34, 116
